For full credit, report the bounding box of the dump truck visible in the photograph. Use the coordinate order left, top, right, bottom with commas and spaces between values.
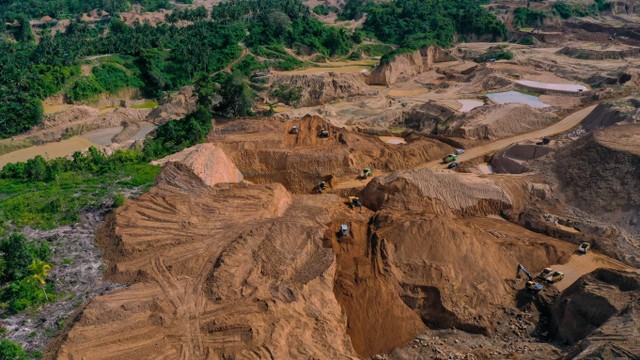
443, 154, 457, 163
537, 268, 564, 283
359, 168, 372, 179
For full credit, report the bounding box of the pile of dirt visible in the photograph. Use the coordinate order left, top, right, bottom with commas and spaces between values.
270, 72, 377, 107
151, 143, 244, 187
491, 143, 554, 174
212, 115, 453, 193
356, 169, 574, 335
50, 150, 358, 359
580, 95, 640, 131
146, 86, 197, 124
443, 104, 558, 140
549, 268, 640, 359
401, 101, 458, 133
368, 46, 454, 86
558, 46, 640, 60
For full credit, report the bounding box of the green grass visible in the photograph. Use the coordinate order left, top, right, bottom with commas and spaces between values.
0, 139, 34, 156
130, 101, 159, 109
0, 163, 160, 232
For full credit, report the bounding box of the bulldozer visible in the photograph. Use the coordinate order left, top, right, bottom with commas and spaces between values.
517, 264, 544, 293
358, 168, 372, 179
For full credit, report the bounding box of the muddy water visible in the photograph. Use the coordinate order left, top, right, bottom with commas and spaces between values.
379, 136, 407, 145
458, 99, 484, 112
0, 137, 100, 168
487, 91, 550, 108
515, 80, 588, 92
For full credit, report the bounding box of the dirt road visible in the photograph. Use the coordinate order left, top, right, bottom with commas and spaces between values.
423, 104, 598, 169
334, 105, 597, 190
222, 43, 249, 73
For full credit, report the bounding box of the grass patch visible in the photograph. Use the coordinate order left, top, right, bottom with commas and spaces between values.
0, 139, 34, 156
130, 101, 159, 109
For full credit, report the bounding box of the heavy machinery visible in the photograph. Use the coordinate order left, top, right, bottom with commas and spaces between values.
318, 127, 329, 138
517, 264, 544, 293
315, 181, 327, 193
537, 268, 564, 283
454, 149, 465, 155
448, 162, 459, 169
359, 168, 372, 179
347, 196, 362, 210
289, 125, 299, 134
339, 224, 349, 237
443, 154, 457, 163
578, 242, 591, 254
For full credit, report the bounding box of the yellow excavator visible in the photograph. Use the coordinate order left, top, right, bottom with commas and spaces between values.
347, 196, 362, 212
517, 264, 544, 293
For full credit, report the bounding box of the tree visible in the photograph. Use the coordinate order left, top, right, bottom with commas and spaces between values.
28, 259, 51, 301
0, 340, 27, 360
0, 234, 32, 283
214, 72, 255, 117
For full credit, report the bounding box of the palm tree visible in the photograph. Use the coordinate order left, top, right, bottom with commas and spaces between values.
28, 259, 52, 301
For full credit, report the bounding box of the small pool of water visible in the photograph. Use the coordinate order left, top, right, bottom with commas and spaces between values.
379, 136, 407, 145
458, 99, 484, 112
515, 80, 588, 92
487, 91, 550, 108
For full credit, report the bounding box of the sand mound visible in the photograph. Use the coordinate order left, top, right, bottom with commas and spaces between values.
444, 104, 557, 140
551, 269, 640, 359
491, 143, 554, 174
51, 162, 356, 359
361, 168, 512, 216
146, 86, 197, 124
152, 143, 244, 187
270, 72, 377, 107
401, 101, 457, 133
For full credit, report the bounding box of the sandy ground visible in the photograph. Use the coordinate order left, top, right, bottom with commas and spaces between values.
550, 251, 628, 291
0, 136, 99, 167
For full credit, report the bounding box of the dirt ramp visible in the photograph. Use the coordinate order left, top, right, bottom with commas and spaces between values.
551, 269, 640, 359
580, 96, 640, 131
491, 143, 553, 174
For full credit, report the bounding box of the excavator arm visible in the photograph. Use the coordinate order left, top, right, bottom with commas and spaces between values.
517, 264, 533, 280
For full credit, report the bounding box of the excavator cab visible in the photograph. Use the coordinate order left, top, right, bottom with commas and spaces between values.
526, 281, 544, 293
316, 181, 327, 193
347, 196, 362, 209
318, 128, 329, 138
290, 125, 299, 134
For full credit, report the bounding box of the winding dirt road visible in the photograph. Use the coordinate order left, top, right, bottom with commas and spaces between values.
334, 104, 597, 190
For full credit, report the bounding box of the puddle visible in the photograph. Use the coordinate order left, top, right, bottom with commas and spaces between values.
43, 104, 71, 115
0, 137, 100, 168
458, 99, 484, 112
515, 80, 588, 92
379, 136, 407, 145
487, 91, 550, 108
81, 127, 124, 146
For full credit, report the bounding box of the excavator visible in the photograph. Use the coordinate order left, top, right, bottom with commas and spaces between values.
318, 126, 329, 138
315, 181, 327, 193
289, 125, 299, 134
517, 264, 544, 293
347, 196, 362, 211
358, 168, 372, 179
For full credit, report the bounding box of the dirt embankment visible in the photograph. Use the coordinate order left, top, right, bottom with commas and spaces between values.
443, 104, 558, 140
211, 115, 453, 193
558, 46, 640, 60
580, 96, 640, 131
50, 145, 358, 359
368, 46, 454, 86
549, 268, 640, 359
270, 72, 377, 107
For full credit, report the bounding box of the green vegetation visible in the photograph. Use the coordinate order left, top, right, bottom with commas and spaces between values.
0, 233, 53, 314
362, 0, 507, 48
130, 101, 159, 109
513, 7, 547, 28
551, 0, 608, 18
270, 84, 302, 107
165, 6, 208, 23
0, 149, 160, 230
518, 36, 535, 45
357, 43, 395, 57
340, 0, 369, 20
0, 339, 27, 360
312, 5, 338, 16
143, 106, 213, 159
474, 46, 514, 62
